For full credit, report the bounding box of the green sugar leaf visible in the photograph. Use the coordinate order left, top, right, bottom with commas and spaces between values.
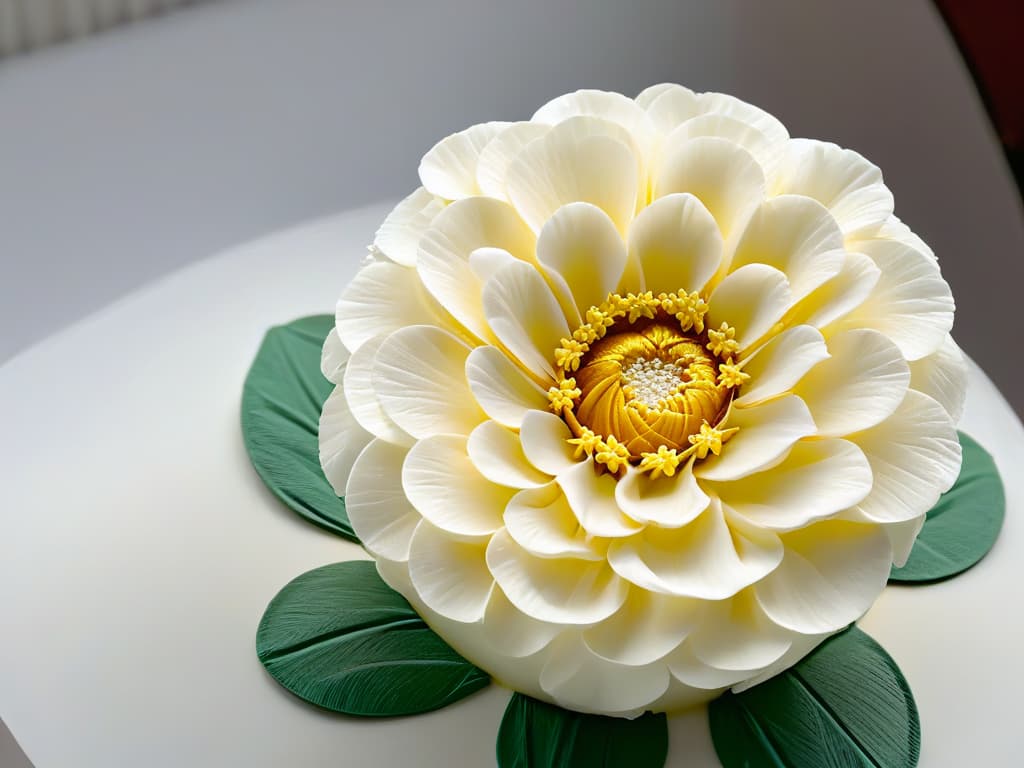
890, 431, 1005, 583
241, 315, 355, 539
257, 561, 490, 716
709, 626, 919, 768
496, 693, 668, 768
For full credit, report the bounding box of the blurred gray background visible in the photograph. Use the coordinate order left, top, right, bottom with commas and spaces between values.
1, 1, 1022, 764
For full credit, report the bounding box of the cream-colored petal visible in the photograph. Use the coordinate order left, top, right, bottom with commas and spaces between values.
467, 246, 519, 283
476, 121, 551, 199
628, 192, 723, 295
342, 334, 413, 445
482, 259, 571, 380
636, 83, 690, 109
886, 515, 927, 568
584, 590, 701, 666
506, 117, 639, 233
417, 196, 535, 343
373, 186, 445, 266
848, 389, 961, 523
344, 439, 419, 562
318, 383, 373, 496
536, 202, 628, 319
662, 114, 779, 171
733, 325, 829, 407
402, 434, 512, 537
838, 238, 954, 361
408, 521, 494, 622
320, 326, 349, 384
467, 420, 549, 489
615, 460, 709, 528
864, 215, 936, 260
373, 325, 486, 439
418, 121, 510, 199
696, 395, 816, 481
640, 84, 701, 133
653, 136, 765, 239
607, 499, 783, 599
667, 644, 752, 691
688, 590, 793, 672
713, 439, 872, 530
487, 528, 628, 625
755, 519, 892, 633
481, 586, 561, 658
795, 329, 909, 436
558, 461, 644, 538
532, 88, 654, 147
697, 91, 789, 149
785, 251, 880, 330
909, 334, 968, 423
770, 139, 893, 238
728, 195, 844, 303
503, 482, 603, 560
707, 263, 793, 351
465, 345, 549, 428
336, 261, 444, 354
730, 631, 832, 693
519, 410, 581, 475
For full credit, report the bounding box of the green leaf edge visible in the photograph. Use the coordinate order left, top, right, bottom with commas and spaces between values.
241, 315, 358, 541
889, 430, 1005, 584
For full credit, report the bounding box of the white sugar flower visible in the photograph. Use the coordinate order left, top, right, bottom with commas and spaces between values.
319, 85, 965, 716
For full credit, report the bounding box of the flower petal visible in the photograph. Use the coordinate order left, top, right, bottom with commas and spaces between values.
695, 395, 816, 482
345, 439, 419, 561
615, 460, 710, 528
402, 434, 512, 537
730, 631, 832, 693
408, 520, 493, 622
558, 461, 644, 538
584, 590, 701, 666
794, 329, 910, 436
707, 264, 792, 351
519, 410, 581, 475
373, 187, 445, 266
607, 498, 783, 599
640, 84, 701, 133
487, 528, 628, 624
467, 420, 549, 489
318, 384, 373, 496
482, 259, 570, 380
755, 519, 892, 633
687, 591, 793, 672
712, 439, 872, 530
785, 250, 880, 330
503, 482, 604, 560
662, 114, 779, 171
697, 91, 789, 149
532, 88, 654, 147
481, 586, 561, 658
908, 334, 968, 423
628, 192, 724, 295
476, 121, 551, 199
373, 325, 486, 439
418, 121, 510, 199
320, 326, 349, 384
886, 515, 927, 569
465, 345, 549, 428
733, 325, 829, 407
342, 334, 413, 445
667, 644, 752, 691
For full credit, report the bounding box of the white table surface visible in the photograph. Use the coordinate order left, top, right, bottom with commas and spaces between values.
0, 204, 1021, 767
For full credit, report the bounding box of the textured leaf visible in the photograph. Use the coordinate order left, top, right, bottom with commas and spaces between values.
496, 693, 668, 768
890, 431, 1005, 583
257, 561, 490, 716
709, 626, 919, 768
241, 315, 355, 539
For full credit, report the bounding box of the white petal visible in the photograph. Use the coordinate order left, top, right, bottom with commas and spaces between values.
481, 586, 561, 658
336, 261, 444, 353
607, 499, 783, 599
866, 215, 936, 259
373, 325, 486, 439
707, 264, 793, 350
697, 91, 789, 148
728, 195, 844, 302
785, 250, 880, 330
536, 203, 628, 319
482, 259, 570, 380
465, 345, 549, 428
417, 196, 535, 343
467, 246, 519, 283
755, 519, 892, 633
418, 121, 510, 199
532, 88, 654, 147
653, 136, 765, 239
839, 238, 954, 360
476, 121, 551, 199
558, 461, 644, 538
519, 410, 581, 475
770, 139, 893, 238
342, 334, 413, 444
730, 631, 832, 693
503, 482, 603, 560
640, 84, 701, 133
637, 83, 691, 109
909, 334, 968, 423
696, 396, 816, 481
662, 114, 779, 171
733, 325, 829, 406
318, 384, 373, 496
628, 193, 724, 295
320, 326, 349, 384
848, 389, 961, 523
886, 515, 926, 568
584, 590, 701, 666
506, 117, 639, 233
668, 644, 752, 691
615, 460, 709, 528
713, 439, 872, 530
408, 521, 493, 622
795, 329, 909, 436
373, 187, 445, 266
487, 528, 628, 624
467, 420, 549, 489
402, 434, 512, 537
687, 590, 793, 672
345, 439, 419, 561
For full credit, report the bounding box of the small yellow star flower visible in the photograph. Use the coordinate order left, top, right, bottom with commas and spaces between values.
707, 322, 741, 359
547, 378, 581, 413
567, 427, 601, 459
687, 421, 740, 459
595, 435, 631, 473
554, 338, 588, 372
638, 445, 682, 478
718, 361, 750, 389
